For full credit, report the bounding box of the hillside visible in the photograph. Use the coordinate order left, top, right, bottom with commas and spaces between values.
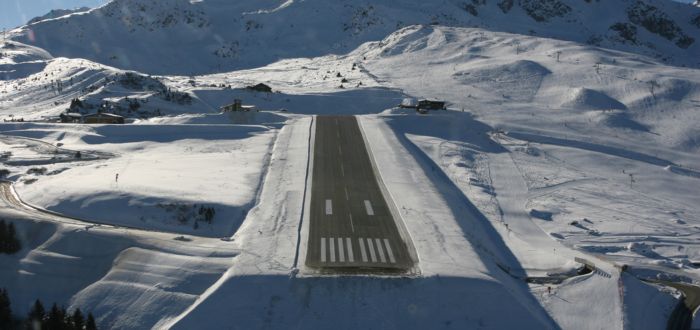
10, 0, 700, 75
1, 0, 700, 329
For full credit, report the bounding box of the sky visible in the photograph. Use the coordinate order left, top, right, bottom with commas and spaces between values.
0, 0, 108, 30
0, 0, 696, 30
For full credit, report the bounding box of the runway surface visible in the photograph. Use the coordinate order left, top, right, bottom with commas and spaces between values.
305, 116, 413, 272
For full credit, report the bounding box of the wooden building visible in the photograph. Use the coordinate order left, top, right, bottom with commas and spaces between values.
59, 112, 83, 123
220, 99, 256, 112
417, 100, 446, 110
83, 113, 125, 124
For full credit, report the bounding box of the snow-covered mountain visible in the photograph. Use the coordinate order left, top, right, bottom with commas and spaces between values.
11, 0, 700, 75
2, 1, 700, 329
26, 7, 92, 25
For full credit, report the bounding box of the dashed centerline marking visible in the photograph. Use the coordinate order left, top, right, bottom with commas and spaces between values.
325, 199, 332, 215
340, 163, 345, 177
364, 200, 374, 216
344, 187, 349, 200
349, 213, 355, 233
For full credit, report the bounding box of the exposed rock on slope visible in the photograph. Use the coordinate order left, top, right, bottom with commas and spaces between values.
9, 0, 699, 75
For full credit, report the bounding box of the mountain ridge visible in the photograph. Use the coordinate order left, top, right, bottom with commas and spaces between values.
10, 0, 700, 75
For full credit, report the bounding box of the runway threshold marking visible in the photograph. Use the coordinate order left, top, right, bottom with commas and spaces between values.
320, 237, 395, 265
330, 237, 336, 262
325, 199, 332, 215
384, 239, 396, 263
338, 238, 345, 262
346, 238, 355, 262
364, 200, 374, 216
375, 238, 387, 263
367, 238, 377, 262
359, 238, 368, 262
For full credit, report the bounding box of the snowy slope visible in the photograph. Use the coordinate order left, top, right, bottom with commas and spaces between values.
1, 1, 699, 329
27, 7, 92, 25
8, 0, 700, 75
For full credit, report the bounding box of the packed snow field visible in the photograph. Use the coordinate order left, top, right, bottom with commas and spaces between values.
1, 0, 700, 329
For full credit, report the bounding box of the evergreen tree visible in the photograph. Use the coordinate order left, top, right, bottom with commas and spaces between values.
0, 219, 7, 253
71, 308, 84, 330
0, 288, 12, 328
61, 306, 69, 330
7, 222, 21, 253
26, 299, 45, 330
85, 313, 97, 330
46, 303, 63, 330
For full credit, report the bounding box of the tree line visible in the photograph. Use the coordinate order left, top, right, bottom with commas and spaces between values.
0, 220, 21, 254
0, 288, 98, 330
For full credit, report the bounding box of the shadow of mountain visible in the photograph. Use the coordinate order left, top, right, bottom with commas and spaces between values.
172, 273, 557, 329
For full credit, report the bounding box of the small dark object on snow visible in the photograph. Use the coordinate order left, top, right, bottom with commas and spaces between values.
246, 83, 272, 93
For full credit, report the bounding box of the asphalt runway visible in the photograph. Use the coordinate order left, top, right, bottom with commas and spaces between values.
305, 116, 413, 272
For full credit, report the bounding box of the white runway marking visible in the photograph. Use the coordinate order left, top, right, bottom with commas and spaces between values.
384, 239, 396, 263
321, 238, 326, 262
338, 237, 345, 262
344, 186, 349, 200
364, 200, 374, 216
338, 145, 342, 155
346, 238, 354, 262
349, 213, 355, 233
340, 163, 345, 177
367, 238, 377, 262
329, 237, 336, 262
325, 199, 332, 215
359, 238, 368, 262
375, 238, 387, 263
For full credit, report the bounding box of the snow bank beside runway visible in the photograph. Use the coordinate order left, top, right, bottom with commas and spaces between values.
2, 122, 278, 236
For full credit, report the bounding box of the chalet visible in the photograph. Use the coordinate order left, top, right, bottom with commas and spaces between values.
246, 83, 272, 93
220, 99, 256, 112
59, 112, 83, 123
83, 112, 125, 124
417, 100, 446, 110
